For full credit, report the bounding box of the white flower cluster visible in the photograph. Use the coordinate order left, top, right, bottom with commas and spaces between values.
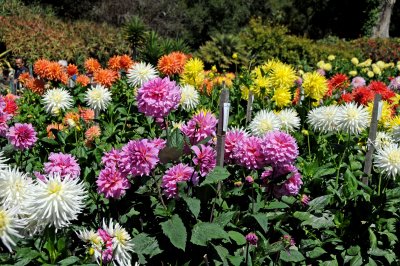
249, 108, 300, 136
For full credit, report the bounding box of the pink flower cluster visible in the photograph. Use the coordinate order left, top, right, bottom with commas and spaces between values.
233, 136, 265, 170
162, 163, 197, 198
181, 111, 217, 145
262, 131, 299, 167
97, 165, 130, 199
6, 123, 37, 150
0, 95, 17, 136
44, 152, 81, 179
224, 128, 248, 164
137, 77, 181, 118
192, 144, 216, 177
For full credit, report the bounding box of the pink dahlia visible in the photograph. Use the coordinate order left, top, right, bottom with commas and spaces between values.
181, 111, 217, 145
0, 113, 9, 137
44, 152, 81, 179
150, 138, 167, 150
233, 136, 265, 170
224, 128, 248, 164
273, 165, 303, 197
137, 77, 181, 118
102, 148, 122, 168
97, 166, 130, 199
119, 139, 161, 177
6, 123, 37, 150
351, 76, 366, 88
262, 131, 298, 167
97, 228, 113, 263
162, 163, 197, 198
389, 76, 400, 92
192, 144, 216, 177
245, 233, 258, 246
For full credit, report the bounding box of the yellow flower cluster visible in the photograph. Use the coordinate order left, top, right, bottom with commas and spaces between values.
302, 71, 328, 101
348, 57, 395, 78
180, 58, 205, 89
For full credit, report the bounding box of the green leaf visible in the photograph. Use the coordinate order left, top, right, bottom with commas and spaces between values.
265, 200, 289, 209
227, 255, 243, 266
279, 249, 305, 262
182, 196, 201, 218
251, 213, 268, 233
41, 137, 59, 146
131, 233, 162, 264
347, 246, 360, 256
306, 247, 326, 259
213, 244, 229, 265
190, 222, 229, 246
228, 231, 246, 245
350, 160, 362, 171
160, 214, 187, 251
214, 211, 235, 227
58, 256, 80, 266
314, 167, 336, 179
294, 212, 335, 229
307, 195, 332, 212
200, 166, 230, 186
349, 254, 363, 266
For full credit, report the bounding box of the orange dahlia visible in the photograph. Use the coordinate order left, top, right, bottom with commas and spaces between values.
119, 54, 134, 70
108, 55, 122, 71
84, 58, 101, 74
76, 75, 90, 87
64, 111, 80, 128
292, 87, 301, 105
79, 107, 95, 123
157, 51, 188, 76
25, 78, 46, 95
46, 123, 64, 139
201, 78, 214, 95
67, 64, 78, 77
34, 59, 51, 77
18, 72, 31, 84
44, 62, 63, 81
85, 125, 101, 142
93, 68, 119, 87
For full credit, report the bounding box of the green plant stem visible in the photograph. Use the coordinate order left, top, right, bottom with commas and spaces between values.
378, 173, 382, 196
336, 134, 350, 188
245, 243, 249, 265
122, 98, 133, 133
307, 134, 311, 159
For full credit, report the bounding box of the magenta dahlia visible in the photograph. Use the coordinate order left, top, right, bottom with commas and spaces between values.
97, 166, 130, 199
97, 228, 113, 263
161, 163, 197, 198
137, 77, 181, 118
119, 139, 161, 177
224, 128, 248, 164
150, 138, 167, 150
181, 111, 217, 145
262, 131, 298, 167
233, 136, 265, 170
6, 123, 37, 150
102, 148, 122, 168
192, 144, 216, 177
274, 169, 303, 197
44, 152, 81, 179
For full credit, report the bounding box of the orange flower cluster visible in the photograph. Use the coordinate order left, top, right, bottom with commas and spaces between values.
46, 123, 64, 139
18, 72, 31, 84
108, 54, 134, 71
157, 52, 188, 76
214, 72, 235, 87
93, 68, 119, 87
84, 58, 101, 74
199, 71, 235, 95
76, 74, 91, 87
25, 78, 46, 95
67, 64, 78, 77
64, 111, 80, 128
85, 125, 101, 147
79, 107, 95, 123
33, 59, 68, 84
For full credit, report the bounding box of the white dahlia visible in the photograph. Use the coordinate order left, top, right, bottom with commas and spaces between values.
180, 84, 199, 111
249, 110, 281, 136
307, 105, 339, 134
127, 62, 158, 88
336, 102, 370, 135
0, 206, 25, 252
85, 84, 112, 111
374, 131, 394, 150
27, 174, 86, 229
42, 88, 73, 115
277, 109, 300, 133
103, 219, 134, 266
77, 228, 103, 261
0, 151, 8, 169
0, 167, 34, 210
374, 144, 400, 179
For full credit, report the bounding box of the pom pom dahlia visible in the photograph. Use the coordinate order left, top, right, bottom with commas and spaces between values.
224, 127, 248, 164
233, 136, 265, 170
137, 77, 181, 118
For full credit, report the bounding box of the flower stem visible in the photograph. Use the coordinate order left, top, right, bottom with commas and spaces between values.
378, 173, 382, 196
336, 134, 350, 188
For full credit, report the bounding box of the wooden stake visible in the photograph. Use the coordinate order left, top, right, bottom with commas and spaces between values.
362, 94, 382, 185
245, 90, 254, 125
216, 85, 230, 167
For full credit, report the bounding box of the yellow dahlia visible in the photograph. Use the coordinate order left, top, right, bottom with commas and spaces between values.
269, 62, 297, 90
367, 100, 394, 127
271, 87, 292, 108
302, 72, 328, 101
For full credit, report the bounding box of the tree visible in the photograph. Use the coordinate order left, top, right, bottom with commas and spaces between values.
372, 0, 397, 38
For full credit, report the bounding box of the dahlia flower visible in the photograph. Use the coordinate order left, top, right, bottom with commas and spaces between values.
97, 228, 113, 263
103, 219, 135, 266
102, 148, 122, 168
0, 167, 34, 210
157, 51, 188, 76
85, 125, 101, 143
44, 152, 81, 179
85, 84, 112, 111
307, 105, 339, 134
84, 58, 101, 73
224, 127, 248, 164
389, 76, 400, 92
42, 88, 73, 115
245, 233, 258, 246
302, 72, 328, 101
249, 110, 281, 136
0, 206, 24, 252
93, 68, 119, 88
79, 107, 95, 123
137, 77, 181, 118
97, 166, 130, 199
352, 87, 375, 105
337, 102, 370, 135
374, 144, 400, 179
127, 62, 158, 88
233, 136, 265, 170
76, 75, 90, 87
375, 132, 394, 150
6, 123, 37, 150
192, 144, 216, 177
271, 87, 292, 108
269, 62, 297, 90
27, 173, 87, 229
277, 109, 300, 133
119, 139, 161, 177
162, 163, 197, 198
76, 228, 103, 261
262, 131, 299, 167
181, 111, 217, 145
180, 84, 200, 111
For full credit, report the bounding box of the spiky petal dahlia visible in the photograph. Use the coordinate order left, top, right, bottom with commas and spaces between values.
137, 77, 181, 118
249, 110, 281, 136
0, 206, 25, 252
374, 144, 400, 179
302, 72, 328, 101
85, 84, 112, 111
6, 123, 37, 150
84, 58, 101, 74
336, 102, 370, 135
127, 62, 158, 88
42, 88, 73, 115
180, 84, 200, 111
157, 51, 188, 76
0, 167, 34, 210
162, 163, 196, 198
262, 131, 299, 167
307, 106, 340, 134
277, 109, 300, 133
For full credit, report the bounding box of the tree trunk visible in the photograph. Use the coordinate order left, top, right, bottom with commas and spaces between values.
372, 0, 396, 38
